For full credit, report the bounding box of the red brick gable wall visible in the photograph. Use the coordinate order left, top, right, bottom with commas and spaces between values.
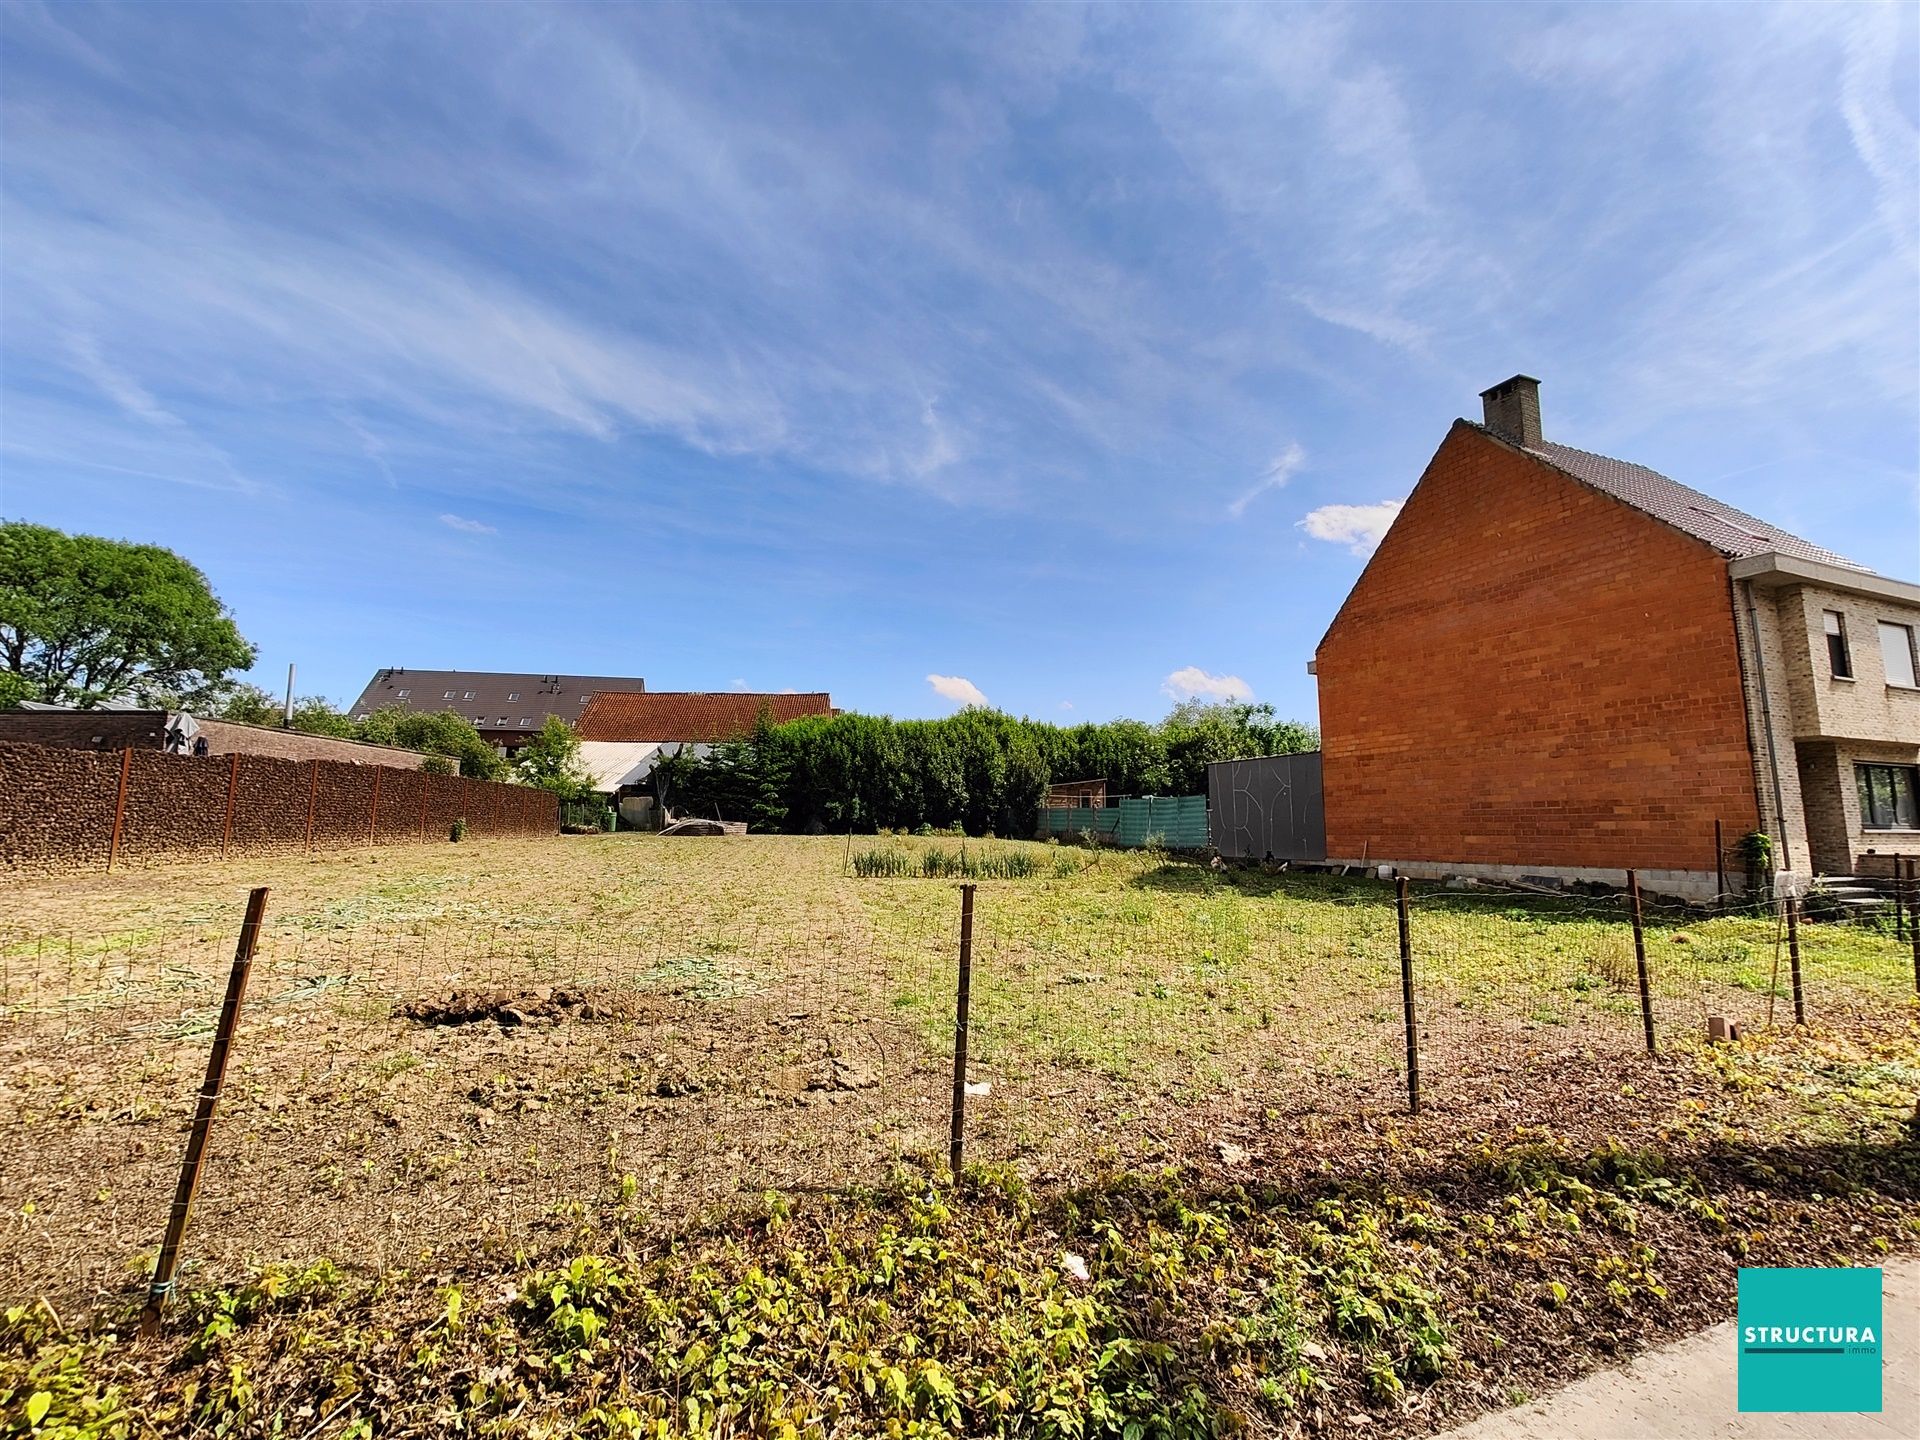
1316, 423, 1760, 874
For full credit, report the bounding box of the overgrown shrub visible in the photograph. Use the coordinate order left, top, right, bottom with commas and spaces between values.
851, 848, 911, 878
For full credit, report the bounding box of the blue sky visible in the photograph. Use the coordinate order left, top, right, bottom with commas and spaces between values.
2, 1, 1915, 725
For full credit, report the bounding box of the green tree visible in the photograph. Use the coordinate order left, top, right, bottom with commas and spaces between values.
207, 684, 357, 737
211, 683, 282, 726
354, 706, 507, 780
289, 697, 355, 738
516, 716, 595, 800
0, 522, 255, 707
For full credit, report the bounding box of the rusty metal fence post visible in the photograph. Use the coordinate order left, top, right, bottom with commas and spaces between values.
1714, 819, 1727, 910
1907, 857, 1920, 997
948, 883, 976, 1176
220, 752, 241, 858
106, 746, 134, 872
1627, 871, 1655, 1055
139, 886, 269, 1335
1395, 876, 1420, 1115
304, 760, 321, 851
367, 766, 384, 846
1785, 895, 1806, 1025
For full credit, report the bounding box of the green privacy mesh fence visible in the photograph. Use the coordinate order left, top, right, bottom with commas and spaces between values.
1038, 793, 1209, 848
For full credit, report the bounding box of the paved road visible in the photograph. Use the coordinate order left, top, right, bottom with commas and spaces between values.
1436, 1259, 1918, 1440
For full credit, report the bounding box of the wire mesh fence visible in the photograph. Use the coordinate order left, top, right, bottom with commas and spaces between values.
4, 848, 1916, 1318
0, 891, 958, 1316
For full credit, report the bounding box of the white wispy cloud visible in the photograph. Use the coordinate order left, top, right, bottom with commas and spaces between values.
1228, 440, 1307, 518
1161, 666, 1253, 703
1297, 500, 1403, 557
438, 513, 497, 535
927, 674, 989, 707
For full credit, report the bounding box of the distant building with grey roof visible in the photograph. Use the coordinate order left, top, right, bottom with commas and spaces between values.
348, 669, 646, 755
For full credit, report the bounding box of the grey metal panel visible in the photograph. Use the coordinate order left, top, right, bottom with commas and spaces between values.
1206, 752, 1326, 861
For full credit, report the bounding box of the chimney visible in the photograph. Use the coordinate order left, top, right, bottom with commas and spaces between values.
1479, 374, 1543, 448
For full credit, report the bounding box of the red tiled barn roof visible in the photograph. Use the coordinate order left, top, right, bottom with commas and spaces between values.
575, 691, 833, 743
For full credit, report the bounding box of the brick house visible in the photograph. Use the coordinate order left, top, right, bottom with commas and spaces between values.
1312, 376, 1920, 901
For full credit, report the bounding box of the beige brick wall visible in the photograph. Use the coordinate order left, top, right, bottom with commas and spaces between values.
1773, 587, 1920, 742
1797, 740, 1920, 875
1731, 583, 1811, 892
1758, 585, 1920, 876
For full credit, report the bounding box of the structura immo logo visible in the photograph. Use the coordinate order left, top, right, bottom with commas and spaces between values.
1737, 1267, 1882, 1413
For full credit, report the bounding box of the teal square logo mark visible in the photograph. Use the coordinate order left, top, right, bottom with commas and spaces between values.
1738, 1267, 1881, 1413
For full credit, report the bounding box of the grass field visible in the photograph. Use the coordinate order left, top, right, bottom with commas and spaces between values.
4, 833, 1917, 1437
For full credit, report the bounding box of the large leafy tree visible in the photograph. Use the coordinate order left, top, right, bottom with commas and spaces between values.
0, 522, 255, 708
516, 716, 596, 801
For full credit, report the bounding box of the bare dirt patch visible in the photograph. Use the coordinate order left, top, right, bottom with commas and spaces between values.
395, 985, 666, 1027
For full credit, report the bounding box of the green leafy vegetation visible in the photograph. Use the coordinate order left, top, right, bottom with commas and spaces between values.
852, 843, 1042, 880
518, 716, 597, 801
663, 701, 1315, 837
0, 520, 255, 709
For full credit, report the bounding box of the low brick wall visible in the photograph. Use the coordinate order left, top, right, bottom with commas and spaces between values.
0, 740, 557, 874
0, 711, 426, 770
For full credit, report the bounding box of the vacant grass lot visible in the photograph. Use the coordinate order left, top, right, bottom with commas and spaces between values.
4, 832, 1918, 1436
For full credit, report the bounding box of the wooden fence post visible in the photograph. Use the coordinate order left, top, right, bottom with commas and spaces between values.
1627, 870, 1655, 1055
948, 883, 976, 1177
139, 886, 269, 1336
1785, 895, 1806, 1025
106, 747, 134, 873
220, 753, 241, 859
1396, 876, 1421, 1114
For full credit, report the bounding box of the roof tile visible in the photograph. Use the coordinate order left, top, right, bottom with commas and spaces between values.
576, 691, 833, 743
1516, 435, 1864, 569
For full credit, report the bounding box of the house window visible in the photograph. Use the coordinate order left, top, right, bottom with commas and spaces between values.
508, 692, 521, 701
443, 690, 455, 699
1823, 611, 1852, 679
1856, 763, 1919, 830
463, 690, 476, 700
396, 688, 411, 698
520, 717, 532, 726
1879, 622, 1919, 689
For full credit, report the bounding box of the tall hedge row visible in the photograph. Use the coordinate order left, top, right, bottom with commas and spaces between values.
656, 702, 1315, 836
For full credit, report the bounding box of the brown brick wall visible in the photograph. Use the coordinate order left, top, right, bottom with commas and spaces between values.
0, 711, 426, 769
187, 718, 427, 769
0, 711, 174, 751
0, 740, 557, 874
1316, 423, 1761, 876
